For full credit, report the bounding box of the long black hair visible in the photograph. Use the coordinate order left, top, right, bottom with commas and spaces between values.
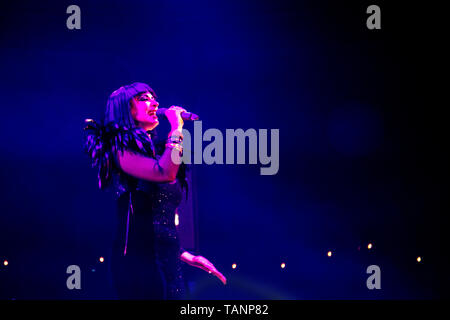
104, 82, 157, 127
84, 82, 188, 196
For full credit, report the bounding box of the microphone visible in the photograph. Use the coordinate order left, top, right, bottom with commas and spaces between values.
156, 107, 200, 121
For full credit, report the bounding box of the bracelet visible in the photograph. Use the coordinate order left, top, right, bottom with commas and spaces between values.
167, 134, 183, 143
166, 142, 183, 148
165, 142, 183, 155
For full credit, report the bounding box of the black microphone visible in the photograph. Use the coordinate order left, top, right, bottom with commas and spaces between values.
156, 107, 199, 121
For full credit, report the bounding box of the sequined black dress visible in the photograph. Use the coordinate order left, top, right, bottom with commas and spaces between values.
110, 168, 185, 299
83, 121, 186, 299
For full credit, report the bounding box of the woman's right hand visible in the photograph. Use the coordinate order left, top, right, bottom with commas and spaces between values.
180, 252, 227, 285
165, 106, 186, 130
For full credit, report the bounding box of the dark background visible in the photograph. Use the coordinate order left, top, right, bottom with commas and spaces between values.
0, 0, 446, 299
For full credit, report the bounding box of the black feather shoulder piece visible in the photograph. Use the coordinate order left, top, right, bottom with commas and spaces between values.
83, 119, 156, 190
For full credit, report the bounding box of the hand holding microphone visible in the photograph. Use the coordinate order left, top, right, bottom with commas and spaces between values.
160, 106, 186, 130
159, 106, 199, 146
157, 106, 199, 123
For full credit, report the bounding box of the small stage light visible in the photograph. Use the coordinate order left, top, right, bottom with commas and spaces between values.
232, 263, 237, 269
417, 256, 422, 263
175, 213, 179, 226
99, 257, 104, 263
3, 260, 8, 266
281, 263, 286, 269
327, 251, 332, 257
367, 243, 373, 250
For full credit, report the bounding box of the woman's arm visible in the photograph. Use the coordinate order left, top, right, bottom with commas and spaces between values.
117, 107, 185, 183
117, 140, 181, 182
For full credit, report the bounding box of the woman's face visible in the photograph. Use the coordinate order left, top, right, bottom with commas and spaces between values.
130, 91, 159, 131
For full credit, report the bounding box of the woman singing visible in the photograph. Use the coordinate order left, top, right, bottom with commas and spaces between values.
84, 82, 225, 299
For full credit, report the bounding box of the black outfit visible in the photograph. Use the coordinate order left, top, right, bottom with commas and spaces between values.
83, 121, 186, 299
111, 170, 185, 299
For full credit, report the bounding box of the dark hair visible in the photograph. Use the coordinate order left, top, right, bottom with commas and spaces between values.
97, 82, 188, 196
105, 82, 157, 127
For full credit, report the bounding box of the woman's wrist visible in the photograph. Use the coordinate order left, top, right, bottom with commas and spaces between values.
167, 133, 183, 144
180, 251, 196, 264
